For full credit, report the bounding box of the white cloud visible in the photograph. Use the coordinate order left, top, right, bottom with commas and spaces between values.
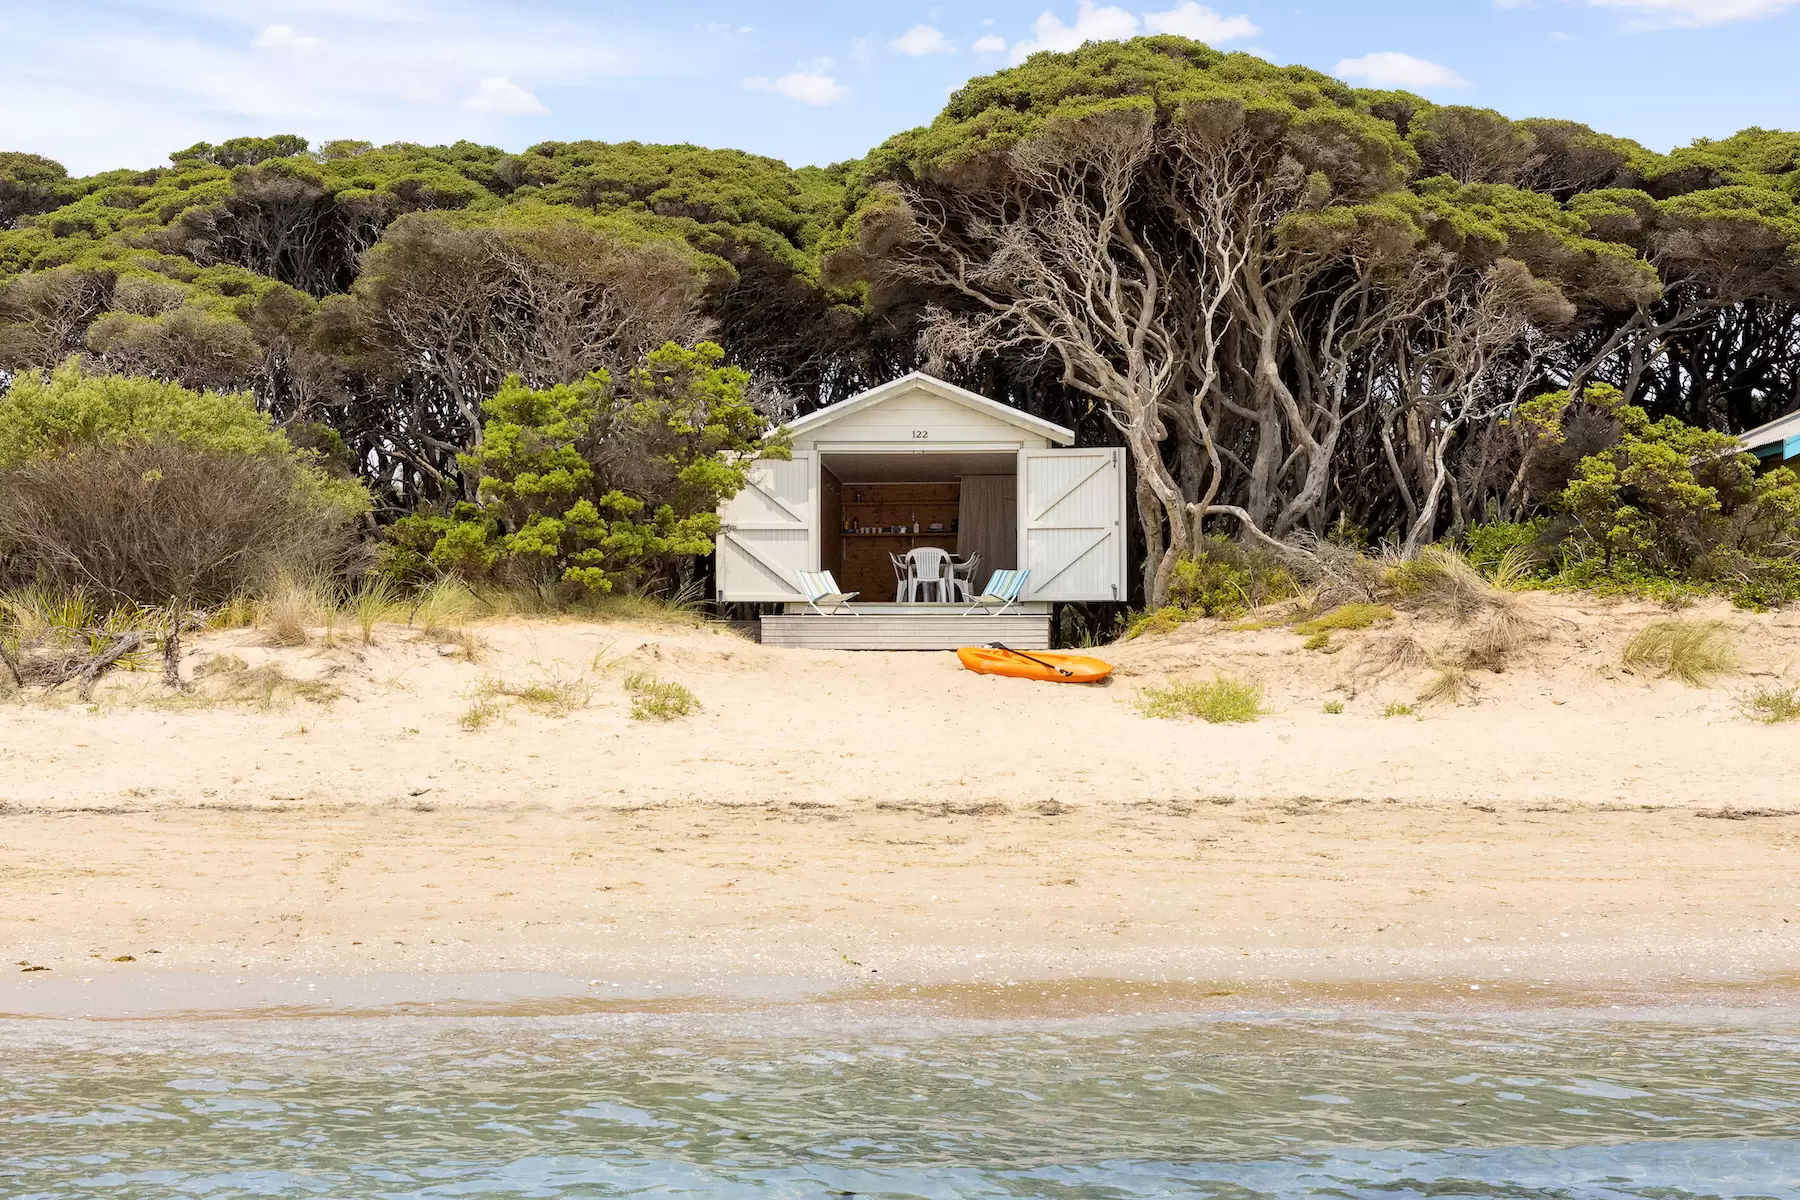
1143, 3, 1260, 41
461, 76, 548, 115
1010, 2, 1257, 62
254, 24, 321, 52
1011, 1, 1141, 61
744, 71, 851, 106
972, 33, 1009, 53
1589, 0, 1799, 27
891, 24, 955, 54
0, 3, 677, 174
1334, 51, 1471, 90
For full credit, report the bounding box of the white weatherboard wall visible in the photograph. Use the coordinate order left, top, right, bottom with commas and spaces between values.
792, 388, 1054, 450
786, 372, 1073, 453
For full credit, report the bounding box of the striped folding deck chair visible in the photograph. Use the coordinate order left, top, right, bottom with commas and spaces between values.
962, 569, 1030, 616
795, 569, 860, 616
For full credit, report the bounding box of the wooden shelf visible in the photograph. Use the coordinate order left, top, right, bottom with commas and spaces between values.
844, 531, 957, 538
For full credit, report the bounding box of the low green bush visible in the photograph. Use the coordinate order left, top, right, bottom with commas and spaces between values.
1293, 603, 1395, 635
1127, 537, 1300, 638
621, 670, 699, 720
1462, 519, 1550, 578
1745, 684, 1800, 724
1137, 675, 1266, 723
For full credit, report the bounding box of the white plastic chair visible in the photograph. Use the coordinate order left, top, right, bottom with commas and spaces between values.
948, 553, 981, 603
889, 553, 911, 603
903, 547, 952, 602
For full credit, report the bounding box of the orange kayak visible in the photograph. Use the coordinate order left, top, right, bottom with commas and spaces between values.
957, 644, 1113, 684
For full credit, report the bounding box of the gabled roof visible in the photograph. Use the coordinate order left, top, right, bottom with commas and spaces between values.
785, 371, 1075, 446
1740, 408, 1800, 460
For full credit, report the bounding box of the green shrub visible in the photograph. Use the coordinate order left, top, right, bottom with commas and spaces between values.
1463, 519, 1551, 580
1137, 675, 1266, 723
1167, 536, 1299, 618
1303, 631, 1331, 650
0, 359, 293, 468
1729, 556, 1800, 611
1381, 701, 1417, 718
1129, 537, 1299, 638
1553, 385, 1799, 579
1322, 699, 1345, 714
0, 362, 368, 608
379, 341, 784, 596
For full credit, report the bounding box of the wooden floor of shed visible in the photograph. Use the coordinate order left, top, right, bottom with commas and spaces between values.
759, 609, 1051, 651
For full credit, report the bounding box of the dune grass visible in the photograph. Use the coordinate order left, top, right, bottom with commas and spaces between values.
1137, 675, 1266, 723
1622, 619, 1739, 686
620, 670, 700, 721
473, 675, 593, 717
1389, 546, 1515, 624
458, 696, 506, 731
1744, 684, 1800, 724
1381, 701, 1417, 718
1419, 663, 1473, 706
183, 654, 341, 711
1293, 603, 1395, 636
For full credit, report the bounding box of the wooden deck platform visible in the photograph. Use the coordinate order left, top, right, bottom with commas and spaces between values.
759, 603, 1051, 651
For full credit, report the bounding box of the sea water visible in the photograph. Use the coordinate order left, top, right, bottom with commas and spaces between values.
3, 1006, 1798, 1199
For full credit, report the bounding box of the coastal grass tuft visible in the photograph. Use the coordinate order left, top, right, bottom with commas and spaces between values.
184, 654, 340, 711
1390, 546, 1513, 624
458, 695, 506, 731
621, 670, 699, 721
475, 675, 592, 717
1293, 603, 1395, 636
1744, 684, 1800, 724
350, 577, 401, 644
1622, 619, 1739, 686
1137, 675, 1265, 724
257, 574, 330, 647
1381, 701, 1417, 719
1359, 631, 1429, 679
1322, 699, 1345, 714
1419, 663, 1473, 706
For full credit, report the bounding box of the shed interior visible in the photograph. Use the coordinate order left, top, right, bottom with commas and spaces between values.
820, 451, 1018, 601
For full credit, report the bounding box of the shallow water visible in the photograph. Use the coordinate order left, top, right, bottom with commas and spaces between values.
4, 1007, 1798, 1198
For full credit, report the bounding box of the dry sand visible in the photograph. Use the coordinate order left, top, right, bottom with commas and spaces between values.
2, 595, 1798, 1017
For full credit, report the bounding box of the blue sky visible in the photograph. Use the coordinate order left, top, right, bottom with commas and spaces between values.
3, 0, 1797, 175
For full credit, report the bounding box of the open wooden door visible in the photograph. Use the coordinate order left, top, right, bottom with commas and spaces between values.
715, 452, 817, 602
1017, 447, 1127, 602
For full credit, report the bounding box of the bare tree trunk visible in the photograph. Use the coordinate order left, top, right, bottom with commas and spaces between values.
163, 594, 190, 692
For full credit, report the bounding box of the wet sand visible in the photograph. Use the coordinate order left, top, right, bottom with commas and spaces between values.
4, 800, 1797, 1018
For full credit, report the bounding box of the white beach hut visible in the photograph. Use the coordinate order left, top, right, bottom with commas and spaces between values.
715, 372, 1127, 649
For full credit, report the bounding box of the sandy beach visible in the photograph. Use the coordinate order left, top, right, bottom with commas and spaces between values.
3, 596, 1798, 1017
